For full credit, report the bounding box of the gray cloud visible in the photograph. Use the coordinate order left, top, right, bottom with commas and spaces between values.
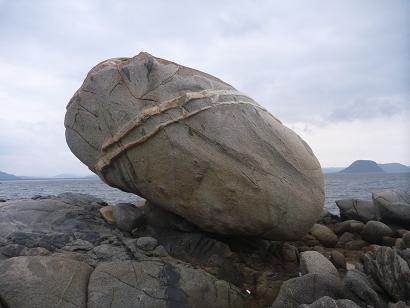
0, 0, 409, 175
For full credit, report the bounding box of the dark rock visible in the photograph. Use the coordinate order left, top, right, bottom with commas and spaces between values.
312, 245, 326, 254
382, 236, 397, 247
0, 256, 92, 308
271, 273, 344, 308
362, 221, 394, 244
301, 234, 320, 246
336, 199, 377, 222
388, 301, 410, 308
0, 195, 134, 265
402, 233, 410, 249
112, 203, 145, 232
0, 244, 50, 258
300, 251, 339, 277
337, 232, 360, 247
373, 189, 410, 226
317, 209, 340, 225
136, 236, 158, 251
310, 224, 338, 247
334, 220, 365, 235
99, 205, 114, 224
87, 260, 247, 308
364, 246, 410, 302
298, 296, 361, 308
331, 250, 346, 269
282, 243, 299, 263
88, 244, 131, 265
396, 238, 404, 249
152, 245, 168, 257
144, 201, 198, 232
56, 192, 107, 209
62, 239, 94, 253
397, 229, 410, 237
344, 240, 369, 250
343, 270, 387, 308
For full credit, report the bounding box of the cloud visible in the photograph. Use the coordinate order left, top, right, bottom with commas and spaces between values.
288, 115, 410, 167
0, 0, 409, 175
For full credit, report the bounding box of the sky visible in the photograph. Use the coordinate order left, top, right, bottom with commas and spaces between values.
0, 0, 409, 176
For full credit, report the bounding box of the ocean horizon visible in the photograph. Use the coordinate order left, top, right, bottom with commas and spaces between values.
1, 172, 409, 215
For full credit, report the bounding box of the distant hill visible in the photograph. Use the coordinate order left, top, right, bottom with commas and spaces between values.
378, 163, 410, 173
322, 167, 344, 174
0, 171, 97, 181
0, 171, 20, 180
340, 160, 384, 173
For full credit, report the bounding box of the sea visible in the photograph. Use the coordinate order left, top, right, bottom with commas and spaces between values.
0, 173, 409, 215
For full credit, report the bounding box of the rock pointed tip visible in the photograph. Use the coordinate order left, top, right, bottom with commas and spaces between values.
136, 51, 154, 60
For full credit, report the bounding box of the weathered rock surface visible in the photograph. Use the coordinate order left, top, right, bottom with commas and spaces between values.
87, 260, 247, 308
300, 251, 339, 277
373, 190, 410, 226
99, 205, 114, 224
0, 256, 92, 308
0, 194, 129, 262
364, 246, 410, 302
361, 221, 393, 244
334, 220, 365, 235
2, 190, 409, 307
343, 270, 387, 308
112, 202, 144, 232
336, 199, 377, 222
298, 296, 361, 308
271, 273, 344, 308
330, 250, 346, 269
64, 52, 324, 240
310, 224, 338, 247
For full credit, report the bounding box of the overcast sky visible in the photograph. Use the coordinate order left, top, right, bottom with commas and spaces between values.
0, 0, 409, 176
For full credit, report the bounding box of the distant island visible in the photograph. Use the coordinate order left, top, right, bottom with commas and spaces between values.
1, 160, 409, 180
340, 160, 384, 173
338, 160, 410, 173
0, 171, 97, 181
0, 171, 20, 180
322, 161, 410, 173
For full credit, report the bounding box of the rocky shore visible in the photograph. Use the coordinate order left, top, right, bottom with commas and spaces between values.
0, 189, 409, 307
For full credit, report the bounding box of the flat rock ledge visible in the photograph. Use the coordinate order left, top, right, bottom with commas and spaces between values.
0, 191, 409, 308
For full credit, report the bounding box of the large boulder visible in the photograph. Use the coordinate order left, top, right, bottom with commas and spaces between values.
361, 221, 393, 244
87, 259, 247, 308
364, 246, 410, 302
65, 52, 324, 240
0, 256, 92, 308
335, 199, 376, 222
373, 190, 410, 226
271, 273, 344, 307
343, 270, 387, 308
